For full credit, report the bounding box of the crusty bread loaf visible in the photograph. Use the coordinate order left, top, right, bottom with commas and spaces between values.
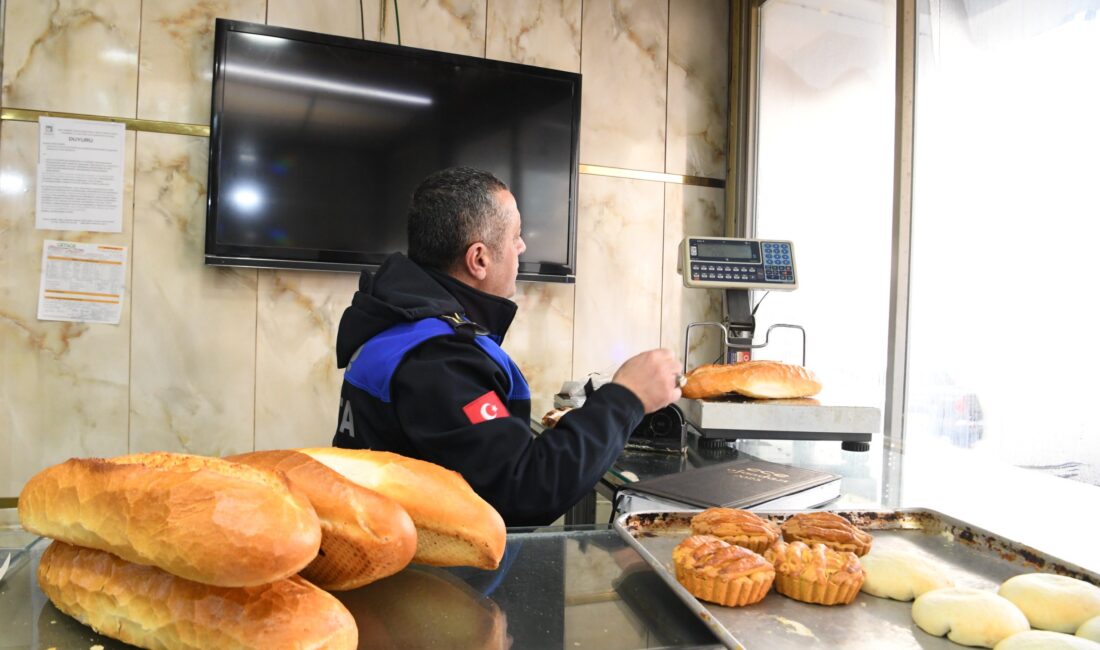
38, 540, 357, 650
299, 448, 506, 570
681, 360, 822, 399
227, 449, 417, 591
18, 452, 321, 587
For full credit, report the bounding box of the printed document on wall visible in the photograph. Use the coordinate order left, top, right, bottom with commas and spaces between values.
37, 240, 128, 324
36, 117, 125, 232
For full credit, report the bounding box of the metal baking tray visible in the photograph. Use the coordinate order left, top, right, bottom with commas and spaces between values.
615, 508, 1100, 649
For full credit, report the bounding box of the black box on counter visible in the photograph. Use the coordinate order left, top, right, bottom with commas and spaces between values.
623, 457, 841, 511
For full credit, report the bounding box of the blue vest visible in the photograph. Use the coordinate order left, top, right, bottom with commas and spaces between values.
344, 317, 530, 403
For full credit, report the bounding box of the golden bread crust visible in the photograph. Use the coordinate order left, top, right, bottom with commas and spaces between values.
681, 361, 822, 400
19, 453, 321, 587
227, 450, 418, 591
690, 508, 781, 553
38, 541, 357, 650
673, 535, 775, 607
781, 511, 873, 556
765, 540, 865, 605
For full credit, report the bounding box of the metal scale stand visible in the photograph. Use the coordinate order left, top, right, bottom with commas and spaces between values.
676, 237, 878, 452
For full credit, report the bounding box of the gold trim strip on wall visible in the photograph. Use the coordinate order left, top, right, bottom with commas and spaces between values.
579, 164, 725, 188
1, 107, 210, 137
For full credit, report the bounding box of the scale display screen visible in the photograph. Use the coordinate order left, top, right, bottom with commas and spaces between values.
680, 237, 797, 290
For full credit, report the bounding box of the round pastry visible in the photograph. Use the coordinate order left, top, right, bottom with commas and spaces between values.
860, 548, 954, 601
672, 535, 775, 608
1079, 615, 1100, 643
781, 511, 873, 557
911, 587, 1029, 648
764, 540, 864, 606
998, 573, 1100, 633
690, 508, 781, 553
994, 630, 1100, 650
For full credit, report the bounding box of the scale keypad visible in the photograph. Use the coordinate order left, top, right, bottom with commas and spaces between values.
762, 242, 793, 283
689, 263, 762, 282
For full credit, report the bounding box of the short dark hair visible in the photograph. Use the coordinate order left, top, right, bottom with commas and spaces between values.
407, 167, 510, 272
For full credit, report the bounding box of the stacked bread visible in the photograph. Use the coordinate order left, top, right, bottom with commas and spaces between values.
19, 448, 507, 649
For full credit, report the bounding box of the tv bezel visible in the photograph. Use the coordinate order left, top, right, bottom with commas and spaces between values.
205, 18, 580, 283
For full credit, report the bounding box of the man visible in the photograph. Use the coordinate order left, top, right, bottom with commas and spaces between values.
334, 167, 682, 526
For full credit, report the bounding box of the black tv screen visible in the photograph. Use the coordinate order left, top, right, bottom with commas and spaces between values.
206, 19, 580, 281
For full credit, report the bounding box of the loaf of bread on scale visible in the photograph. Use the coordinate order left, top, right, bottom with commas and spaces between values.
681, 360, 822, 400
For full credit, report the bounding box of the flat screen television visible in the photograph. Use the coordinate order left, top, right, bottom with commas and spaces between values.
206, 19, 581, 281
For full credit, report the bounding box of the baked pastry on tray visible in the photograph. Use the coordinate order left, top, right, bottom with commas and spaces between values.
781, 511, 873, 557
765, 540, 865, 606
673, 535, 775, 607
690, 508, 781, 554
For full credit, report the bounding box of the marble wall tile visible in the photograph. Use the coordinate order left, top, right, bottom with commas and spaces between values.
2, 0, 141, 116
137, 0, 266, 125
267, 0, 363, 38
580, 0, 668, 172
661, 184, 725, 370
254, 269, 359, 450
0, 121, 135, 496
362, 0, 384, 41
666, 0, 728, 178
129, 131, 257, 456
507, 280, 575, 419
380, 0, 486, 56
486, 0, 581, 72
572, 174, 663, 378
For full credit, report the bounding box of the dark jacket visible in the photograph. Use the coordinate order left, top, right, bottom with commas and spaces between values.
333, 253, 644, 527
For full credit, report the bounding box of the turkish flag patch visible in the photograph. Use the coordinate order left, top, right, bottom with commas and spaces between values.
462, 390, 509, 424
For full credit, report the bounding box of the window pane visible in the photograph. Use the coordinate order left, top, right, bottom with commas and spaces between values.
753, 0, 896, 503
907, 1, 1100, 517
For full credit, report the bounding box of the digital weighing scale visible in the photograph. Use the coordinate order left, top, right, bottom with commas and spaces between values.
675, 236, 879, 451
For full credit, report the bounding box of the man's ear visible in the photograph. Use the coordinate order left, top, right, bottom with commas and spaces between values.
462, 241, 491, 280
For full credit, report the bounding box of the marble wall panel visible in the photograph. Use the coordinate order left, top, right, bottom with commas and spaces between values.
129, 131, 257, 456
666, 0, 728, 178
362, 0, 384, 41
486, 0, 581, 72
0, 121, 135, 496
2, 0, 141, 116
267, 0, 364, 38
580, 0, 668, 171
507, 280, 575, 419
254, 269, 359, 451
572, 174, 663, 378
137, 0, 266, 125
661, 184, 725, 370
380, 0, 486, 56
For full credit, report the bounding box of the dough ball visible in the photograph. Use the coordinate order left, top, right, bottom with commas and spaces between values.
993, 630, 1100, 650
1076, 615, 1100, 643
998, 573, 1100, 633
912, 587, 1029, 648
860, 549, 953, 601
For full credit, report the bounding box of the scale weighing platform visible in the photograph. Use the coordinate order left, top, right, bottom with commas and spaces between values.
676, 237, 879, 451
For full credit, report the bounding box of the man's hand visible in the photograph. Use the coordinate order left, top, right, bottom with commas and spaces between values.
611, 349, 683, 413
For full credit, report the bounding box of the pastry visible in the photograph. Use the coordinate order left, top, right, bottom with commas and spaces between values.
860, 548, 954, 601
681, 361, 822, 400
1079, 615, 1100, 643
781, 511, 873, 556
672, 535, 775, 607
997, 573, 1100, 633
764, 540, 865, 606
690, 508, 781, 553
912, 587, 1030, 648
994, 630, 1100, 649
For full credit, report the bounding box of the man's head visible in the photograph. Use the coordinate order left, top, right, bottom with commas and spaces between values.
407, 167, 525, 298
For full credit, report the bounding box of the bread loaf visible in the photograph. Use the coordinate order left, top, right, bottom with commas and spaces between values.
299, 448, 506, 570
38, 540, 357, 650
681, 360, 822, 400
18, 452, 321, 587
227, 449, 417, 591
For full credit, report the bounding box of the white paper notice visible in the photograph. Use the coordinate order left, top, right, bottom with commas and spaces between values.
37, 240, 128, 324
36, 116, 125, 233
